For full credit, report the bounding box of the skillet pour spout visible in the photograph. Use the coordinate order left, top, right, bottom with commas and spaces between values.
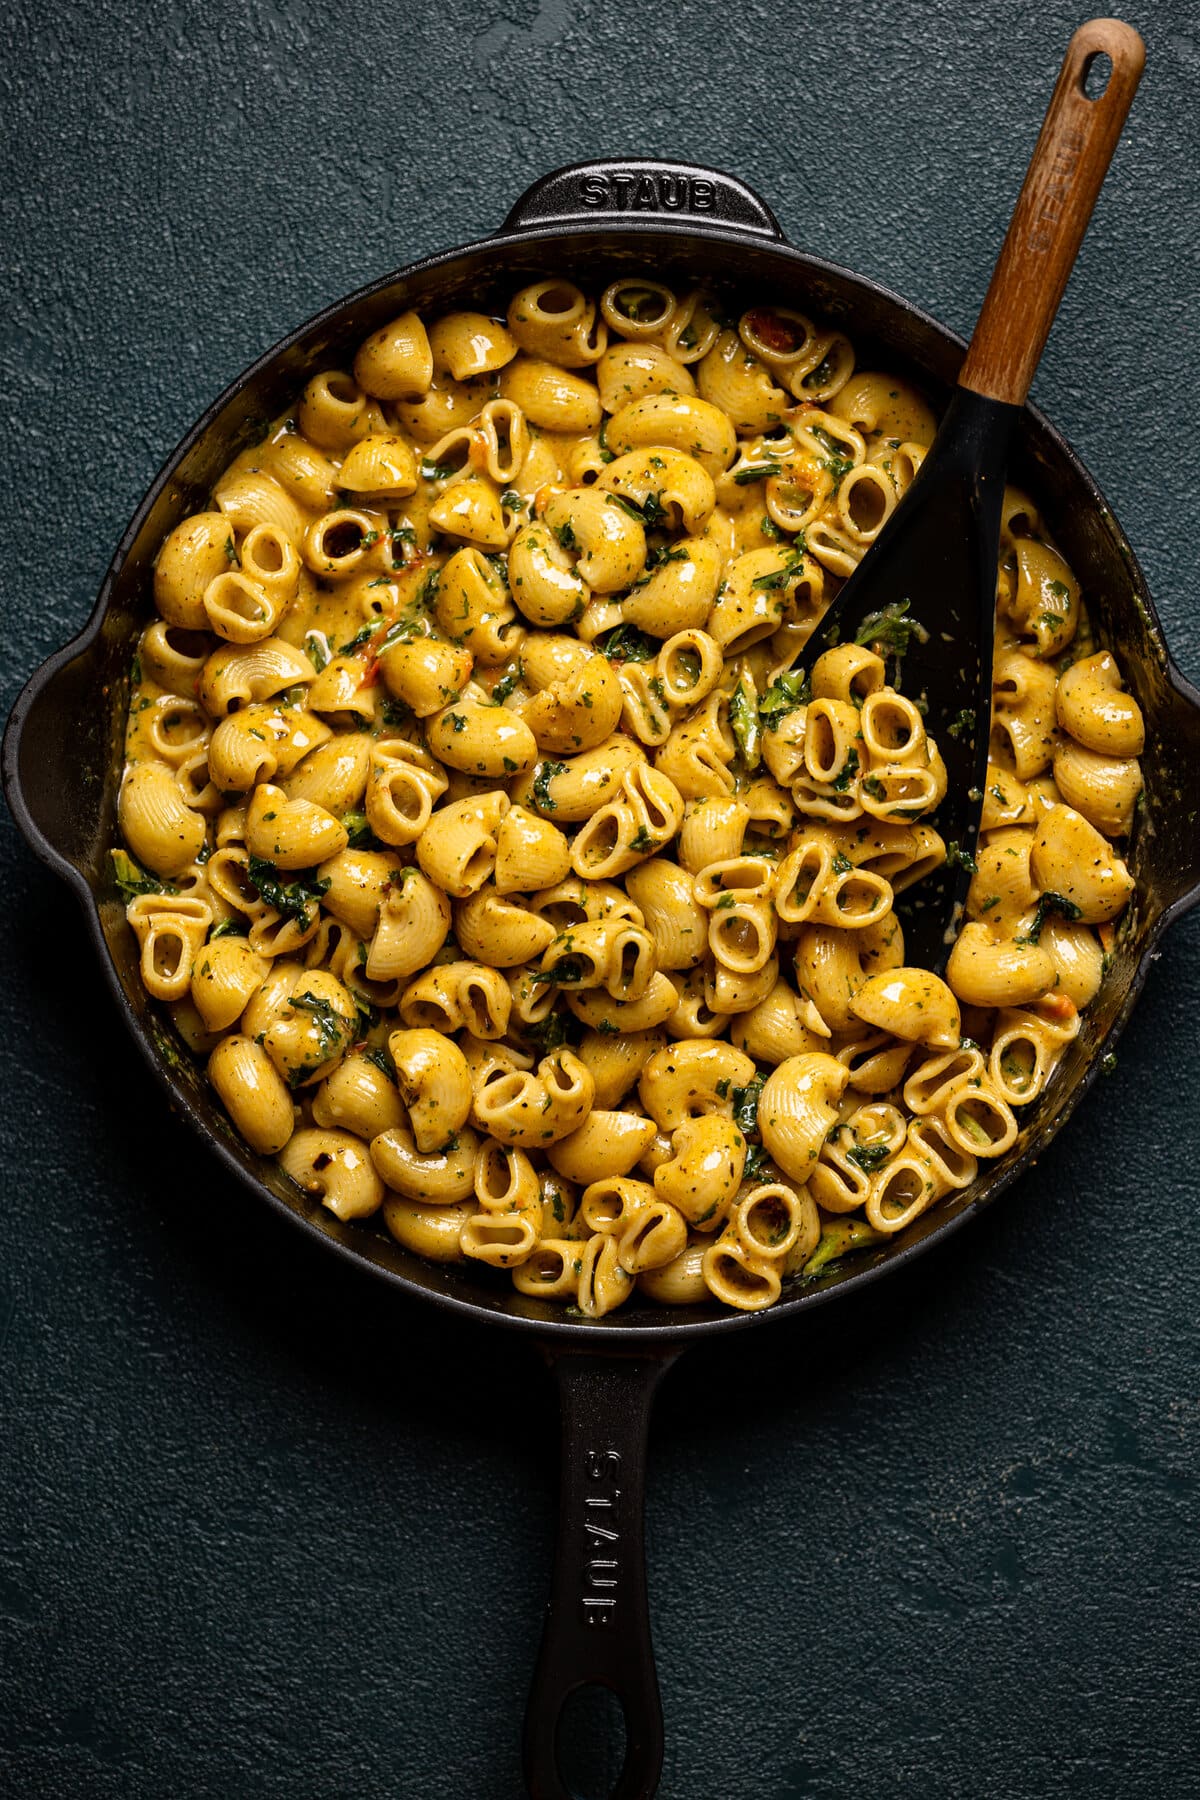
5, 150, 1200, 1800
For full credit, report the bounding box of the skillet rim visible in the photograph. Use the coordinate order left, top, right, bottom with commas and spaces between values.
6, 198, 1200, 1350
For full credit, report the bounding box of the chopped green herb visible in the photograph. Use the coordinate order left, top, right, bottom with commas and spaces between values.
340, 622, 379, 656
731, 1076, 764, 1138
729, 675, 762, 770
1016, 889, 1083, 945
111, 848, 174, 902
341, 811, 379, 851
832, 747, 860, 792
490, 663, 524, 703
304, 631, 330, 673
246, 856, 331, 924
803, 1219, 881, 1277
943, 840, 979, 875
289, 990, 351, 1073
853, 598, 929, 669
532, 760, 568, 812
742, 1143, 772, 1182
805, 427, 855, 483
846, 1140, 890, 1174
733, 460, 783, 485
596, 623, 658, 664
751, 547, 806, 591
758, 667, 811, 730
632, 543, 688, 587
367, 589, 439, 657
672, 648, 702, 690
533, 954, 588, 986
363, 1045, 397, 1083
946, 708, 976, 739
605, 481, 665, 525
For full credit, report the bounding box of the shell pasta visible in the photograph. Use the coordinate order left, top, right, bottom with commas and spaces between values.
114, 278, 1141, 1314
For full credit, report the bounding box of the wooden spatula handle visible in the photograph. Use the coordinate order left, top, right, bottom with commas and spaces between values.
958, 18, 1144, 407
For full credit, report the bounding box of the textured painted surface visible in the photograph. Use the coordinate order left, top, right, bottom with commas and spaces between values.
2, 1, 1198, 1795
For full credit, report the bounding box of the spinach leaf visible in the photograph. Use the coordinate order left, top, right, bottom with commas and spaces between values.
846, 1140, 890, 1174
1016, 890, 1082, 945
596, 624, 658, 664
758, 667, 811, 730
247, 856, 330, 924
111, 848, 176, 902
853, 598, 928, 667
728, 676, 762, 771
731, 1076, 764, 1138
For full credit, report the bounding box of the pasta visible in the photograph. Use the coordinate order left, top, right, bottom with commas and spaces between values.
113, 278, 1143, 1315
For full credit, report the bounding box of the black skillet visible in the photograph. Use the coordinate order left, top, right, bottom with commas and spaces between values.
6, 140, 1200, 1800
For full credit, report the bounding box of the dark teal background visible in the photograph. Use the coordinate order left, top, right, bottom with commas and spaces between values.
2, 3, 1198, 1795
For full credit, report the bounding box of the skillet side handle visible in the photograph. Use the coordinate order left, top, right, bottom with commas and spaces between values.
1155, 665, 1200, 922
500, 158, 784, 240
523, 1349, 679, 1800
957, 18, 1144, 408
3, 637, 110, 883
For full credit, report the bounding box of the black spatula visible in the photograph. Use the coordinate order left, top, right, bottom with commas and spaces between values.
797, 17, 1144, 969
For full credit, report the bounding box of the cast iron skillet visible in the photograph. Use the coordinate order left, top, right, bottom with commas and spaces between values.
6, 158, 1200, 1799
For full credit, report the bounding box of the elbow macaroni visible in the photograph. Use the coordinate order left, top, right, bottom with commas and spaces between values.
114, 279, 1143, 1314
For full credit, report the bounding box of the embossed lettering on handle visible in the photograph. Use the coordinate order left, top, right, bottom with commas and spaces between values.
523, 1353, 678, 1800
581, 1447, 621, 1626
576, 171, 716, 215
500, 158, 784, 241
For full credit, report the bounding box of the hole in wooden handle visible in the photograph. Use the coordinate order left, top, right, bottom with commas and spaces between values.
1081, 50, 1113, 99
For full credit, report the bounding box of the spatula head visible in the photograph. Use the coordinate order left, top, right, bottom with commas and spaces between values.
797, 389, 1020, 970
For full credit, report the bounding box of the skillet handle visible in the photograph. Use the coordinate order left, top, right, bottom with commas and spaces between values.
501, 158, 784, 240
523, 1349, 679, 1800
